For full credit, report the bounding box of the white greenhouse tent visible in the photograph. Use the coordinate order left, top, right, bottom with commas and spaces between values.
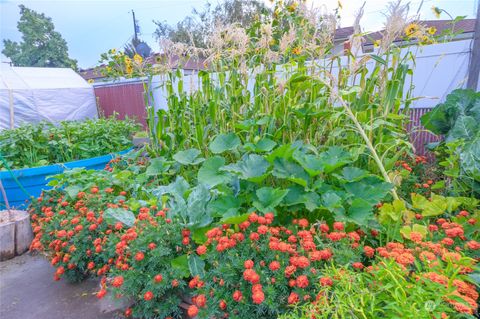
0, 65, 98, 130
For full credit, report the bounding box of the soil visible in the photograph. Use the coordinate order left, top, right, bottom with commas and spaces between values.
0, 253, 123, 319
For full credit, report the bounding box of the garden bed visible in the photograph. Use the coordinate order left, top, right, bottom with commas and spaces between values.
0, 148, 132, 209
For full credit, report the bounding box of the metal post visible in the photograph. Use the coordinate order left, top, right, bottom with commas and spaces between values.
132, 10, 138, 42
466, 2, 480, 89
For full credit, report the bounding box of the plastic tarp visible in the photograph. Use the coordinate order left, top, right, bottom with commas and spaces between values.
0, 66, 97, 130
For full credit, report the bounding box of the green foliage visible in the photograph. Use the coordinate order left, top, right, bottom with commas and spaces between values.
209, 133, 242, 154
173, 148, 204, 165
421, 89, 480, 137
422, 89, 480, 196
2, 5, 77, 69
153, 0, 269, 48
281, 260, 476, 319
138, 1, 415, 186
150, 139, 392, 228
0, 117, 139, 170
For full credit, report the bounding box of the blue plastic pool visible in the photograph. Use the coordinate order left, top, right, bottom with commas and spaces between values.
0, 149, 132, 209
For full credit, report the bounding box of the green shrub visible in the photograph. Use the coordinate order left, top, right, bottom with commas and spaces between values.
0, 117, 139, 170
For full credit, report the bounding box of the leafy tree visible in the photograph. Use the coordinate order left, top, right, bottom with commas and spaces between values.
2, 5, 77, 69
153, 0, 269, 48
124, 38, 152, 59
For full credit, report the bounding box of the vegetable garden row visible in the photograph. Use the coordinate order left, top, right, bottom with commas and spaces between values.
1, 2, 479, 318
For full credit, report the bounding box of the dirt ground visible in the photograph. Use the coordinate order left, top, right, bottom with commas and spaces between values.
0, 253, 121, 319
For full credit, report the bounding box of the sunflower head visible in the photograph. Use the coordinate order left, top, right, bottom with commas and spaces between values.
125, 64, 133, 75
427, 26, 437, 35
287, 2, 298, 12
405, 23, 421, 38
291, 46, 302, 55
133, 54, 143, 64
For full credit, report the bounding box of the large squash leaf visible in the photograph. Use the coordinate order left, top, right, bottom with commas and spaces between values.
253, 187, 289, 213
222, 154, 270, 182
198, 156, 231, 188
209, 133, 241, 154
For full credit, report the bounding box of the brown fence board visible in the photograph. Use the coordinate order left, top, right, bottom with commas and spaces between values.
94, 82, 147, 128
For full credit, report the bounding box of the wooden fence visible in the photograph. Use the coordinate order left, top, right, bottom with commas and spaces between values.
94, 81, 147, 127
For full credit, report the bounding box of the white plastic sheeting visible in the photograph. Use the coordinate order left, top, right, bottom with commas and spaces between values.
0, 66, 98, 130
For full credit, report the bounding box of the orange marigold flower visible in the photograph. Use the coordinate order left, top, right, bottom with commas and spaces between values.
134, 251, 144, 261
112, 276, 124, 287
297, 219, 309, 228
219, 299, 227, 310
295, 275, 309, 288
195, 294, 207, 308
320, 277, 333, 287
364, 246, 375, 258
187, 305, 198, 317
244, 260, 254, 269
288, 292, 299, 304
269, 261, 280, 271
233, 290, 243, 302
352, 262, 364, 269
96, 289, 107, 299
252, 291, 265, 304
333, 222, 344, 231
409, 231, 423, 243
466, 240, 480, 250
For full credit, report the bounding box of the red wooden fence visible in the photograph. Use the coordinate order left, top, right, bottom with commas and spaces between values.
407, 108, 441, 155
94, 82, 147, 127
93, 85, 440, 155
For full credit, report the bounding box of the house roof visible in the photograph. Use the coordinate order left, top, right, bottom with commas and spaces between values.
79, 55, 207, 81
79, 67, 104, 81
334, 26, 355, 41
363, 19, 476, 45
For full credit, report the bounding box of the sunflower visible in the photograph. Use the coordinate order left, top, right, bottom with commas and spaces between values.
125, 64, 133, 75
133, 54, 143, 64
287, 2, 298, 12
404, 23, 421, 38
427, 26, 437, 35
420, 35, 430, 44
291, 46, 302, 55
373, 39, 381, 48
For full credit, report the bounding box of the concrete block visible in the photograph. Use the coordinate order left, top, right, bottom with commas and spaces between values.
14, 210, 33, 255
0, 220, 15, 261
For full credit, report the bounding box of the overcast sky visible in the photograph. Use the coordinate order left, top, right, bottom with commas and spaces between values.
0, 0, 478, 69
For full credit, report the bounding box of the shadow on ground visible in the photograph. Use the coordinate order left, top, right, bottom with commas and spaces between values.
0, 253, 121, 319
